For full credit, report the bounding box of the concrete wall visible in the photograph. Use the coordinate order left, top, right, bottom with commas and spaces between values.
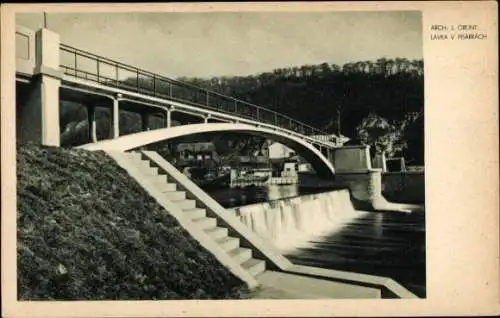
334, 145, 372, 172
382, 172, 425, 204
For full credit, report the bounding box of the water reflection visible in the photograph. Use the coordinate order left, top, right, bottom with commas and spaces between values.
285, 211, 426, 298
374, 212, 384, 239
203, 184, 318, 208
267, 184, 299, 201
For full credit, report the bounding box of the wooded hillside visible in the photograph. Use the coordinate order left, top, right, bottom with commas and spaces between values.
177, 58, 424, 164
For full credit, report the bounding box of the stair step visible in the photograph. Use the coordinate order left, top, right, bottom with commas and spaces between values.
217, 237, 240, 252
164, 191, 186, 201
184, 208, 206, 219
192, 217, 217, 230
155, 174, 168, 183
125, 152, 142, 160
228, 247, 252, 264
136, 159, 151, 167
242, 259, 266, 276
138, 166, 158, 176
156, 182, 177, 192
205, 227, 228, 240
175, 199, 196, 210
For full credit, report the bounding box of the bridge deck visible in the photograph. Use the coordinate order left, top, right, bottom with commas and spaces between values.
15, 29, 336, 146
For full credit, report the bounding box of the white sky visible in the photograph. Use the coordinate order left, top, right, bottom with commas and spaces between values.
17, 11, 422, 78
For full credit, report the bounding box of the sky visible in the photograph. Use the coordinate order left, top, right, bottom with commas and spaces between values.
16, 11, 422, 78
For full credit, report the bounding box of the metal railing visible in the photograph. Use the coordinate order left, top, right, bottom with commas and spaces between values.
59, 43, 332, 143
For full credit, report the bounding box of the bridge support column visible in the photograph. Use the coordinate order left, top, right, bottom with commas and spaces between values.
166, 109, 172, 128
18, 28, 61, 146
87, 105, 97, 142
334, 170, 385, 209
111, 97, 120, 138
333, 145, 372, 172
331, 145, 386, 210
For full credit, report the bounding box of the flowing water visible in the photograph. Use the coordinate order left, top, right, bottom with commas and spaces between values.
230, 190, 369, 252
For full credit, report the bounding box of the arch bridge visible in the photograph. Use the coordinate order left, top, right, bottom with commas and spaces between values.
15, 26, 375, 179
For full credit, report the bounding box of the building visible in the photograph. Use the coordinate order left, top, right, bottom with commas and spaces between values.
175, 142, 218, 167
268, 142, 296, 159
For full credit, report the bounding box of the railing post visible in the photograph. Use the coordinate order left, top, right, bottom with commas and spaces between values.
274, 112, 278, 125
96, 58, 100, 83
115, 64, 119, 87
136, 68, 140, 92
206, 91, 209, 106
74, 49, 77, 77
234, 100, 238, 113
169, 83, 173, 97
256, 107, 260, 121
153, 74, 156, 95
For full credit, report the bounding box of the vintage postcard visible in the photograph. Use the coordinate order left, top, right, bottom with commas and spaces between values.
1, 1, 498, 317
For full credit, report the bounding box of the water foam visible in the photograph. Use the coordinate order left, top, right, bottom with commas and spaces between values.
233, 189, 369, 253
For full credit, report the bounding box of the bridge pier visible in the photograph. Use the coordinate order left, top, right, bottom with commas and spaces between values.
111, 96, 120, 138
18, 28, 61, 147
331, 145, 387, 210
87, 105, 97, 142
166, 108, 172, 128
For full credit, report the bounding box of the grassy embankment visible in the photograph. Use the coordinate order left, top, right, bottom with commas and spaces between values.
17, 143, 249, 300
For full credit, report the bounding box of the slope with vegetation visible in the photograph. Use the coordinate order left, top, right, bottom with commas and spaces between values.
17, 143, 249, 300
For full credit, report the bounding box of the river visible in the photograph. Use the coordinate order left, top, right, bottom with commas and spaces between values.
204, 184, 426, 298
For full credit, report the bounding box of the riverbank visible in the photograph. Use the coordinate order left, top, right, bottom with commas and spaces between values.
17, 143, 249, 300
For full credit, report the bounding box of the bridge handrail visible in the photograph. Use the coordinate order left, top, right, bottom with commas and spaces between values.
59, 43, 331, 141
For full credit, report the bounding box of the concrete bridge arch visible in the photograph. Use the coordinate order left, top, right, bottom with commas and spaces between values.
78, 123, 336, 179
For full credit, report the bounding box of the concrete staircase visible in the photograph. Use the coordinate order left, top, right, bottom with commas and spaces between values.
114, 151, 270, 286
105, 150, 417, 299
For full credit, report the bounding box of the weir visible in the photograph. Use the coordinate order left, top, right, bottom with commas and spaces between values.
231, 189, 425, 297
230, 189, 369, 252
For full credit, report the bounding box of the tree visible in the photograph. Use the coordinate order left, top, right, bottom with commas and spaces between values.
356, 113, 406, 157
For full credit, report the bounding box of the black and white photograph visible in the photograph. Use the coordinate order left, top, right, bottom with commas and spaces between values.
2, 2, 498, 317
